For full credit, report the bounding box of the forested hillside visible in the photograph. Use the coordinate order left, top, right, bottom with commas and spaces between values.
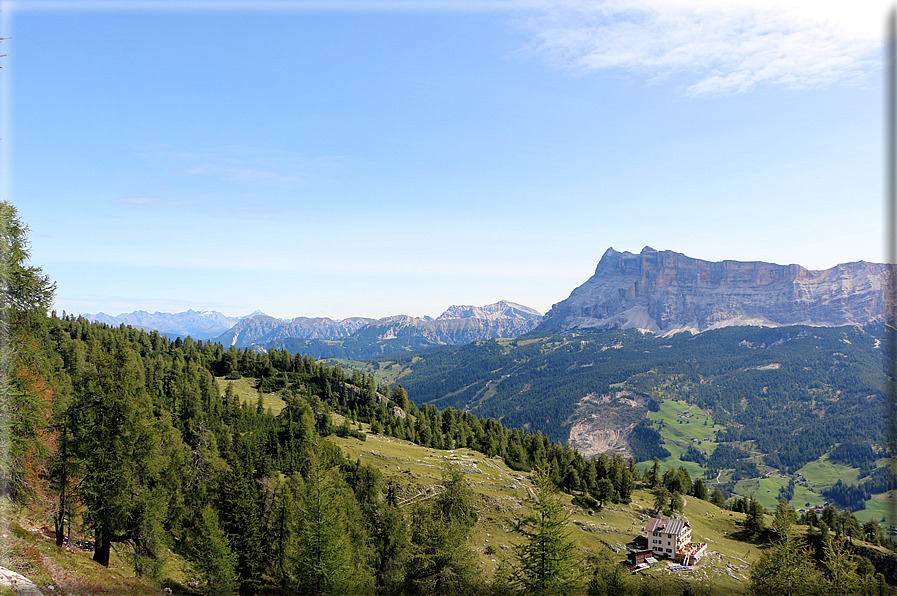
2, 198, 648, 593
364, 325, 885, 454
351, 323, 889, 517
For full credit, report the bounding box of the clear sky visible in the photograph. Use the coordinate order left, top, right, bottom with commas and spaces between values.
4, 0, 888, 320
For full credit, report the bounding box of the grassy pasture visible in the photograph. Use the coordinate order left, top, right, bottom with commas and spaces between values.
796, 455, 861, 489
644, 399, 724, 480
329, 426, 762, 594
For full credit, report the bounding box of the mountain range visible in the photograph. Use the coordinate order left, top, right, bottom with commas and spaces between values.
82, 309, 252, 340
84, 301, 544, 356
82, 247, 891, 354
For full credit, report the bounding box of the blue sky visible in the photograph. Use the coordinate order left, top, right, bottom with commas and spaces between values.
4, 0, 887, 319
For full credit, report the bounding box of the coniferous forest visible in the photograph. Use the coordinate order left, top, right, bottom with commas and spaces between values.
3, 200, 896, 595
3, 201, 646, 594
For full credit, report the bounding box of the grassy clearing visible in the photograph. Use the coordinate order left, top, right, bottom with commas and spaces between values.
644, 399, 724, 480
648, 400, 723, 445
789, 484, 826, 511
329, 428, 761, 593
320, 358, 408, 385
214, 376, 286, 414
854, 498, 896, 526
796, 455, 860, 490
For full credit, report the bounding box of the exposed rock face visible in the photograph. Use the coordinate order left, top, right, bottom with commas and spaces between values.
353, 313, 540, 345
437, 300, 542, 322
567, 391, 649, 457
219, 301, 542, 351
217, 315, 375, 347
539, 247, 891, 335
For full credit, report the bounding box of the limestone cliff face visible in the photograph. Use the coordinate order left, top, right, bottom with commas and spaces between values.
538, 247, 891, 335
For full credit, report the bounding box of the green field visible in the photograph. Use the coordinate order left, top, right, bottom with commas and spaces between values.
796, 455, 861, 489
643, 399, 724, 481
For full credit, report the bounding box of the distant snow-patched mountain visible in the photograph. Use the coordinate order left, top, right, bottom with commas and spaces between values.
82, 309, 246, 340
537, 247, 890, 336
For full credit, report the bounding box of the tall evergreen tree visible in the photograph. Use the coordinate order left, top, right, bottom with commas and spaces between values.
70, 337, 165, 568
512, 468, 581, 596
406, 465, 480, 595
188, 504, 238, 595
749, 524, 821, 596
218, 462, 266, 594
289, 446, 372, 596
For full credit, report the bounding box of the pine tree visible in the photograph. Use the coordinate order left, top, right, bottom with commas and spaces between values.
189, 504, 238, 595
744, 497, 766, 535
512, 468, 581, 595
652, 486, 670, 514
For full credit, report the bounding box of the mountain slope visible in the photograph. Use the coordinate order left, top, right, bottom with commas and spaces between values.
360, 324, 885, 485
539, 247, 890, 335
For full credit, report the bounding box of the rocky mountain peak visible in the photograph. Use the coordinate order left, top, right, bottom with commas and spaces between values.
539, 247, 890, 335
437, 300, 542, 321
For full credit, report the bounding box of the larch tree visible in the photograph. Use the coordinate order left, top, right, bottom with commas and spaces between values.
0, 201, 57, 500
749, 523, 821, 596
289, 444, 372, 596
512, 467, 581, 596
406, 464, 480, 595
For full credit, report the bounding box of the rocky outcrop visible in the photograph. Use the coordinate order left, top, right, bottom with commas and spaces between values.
538, 247, 891, 336
353, 314, 540, 345
856, 546, 897, 584
567, 391, 650, 457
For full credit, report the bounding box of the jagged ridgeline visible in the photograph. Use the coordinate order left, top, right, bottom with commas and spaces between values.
22, 313, 640, 593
